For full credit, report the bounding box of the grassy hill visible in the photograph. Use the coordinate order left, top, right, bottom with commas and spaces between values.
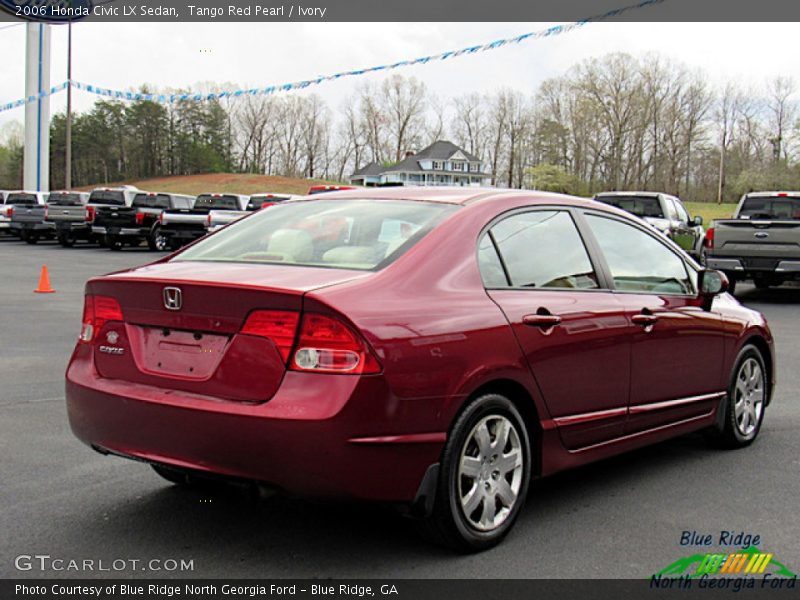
76, 173, 340, 196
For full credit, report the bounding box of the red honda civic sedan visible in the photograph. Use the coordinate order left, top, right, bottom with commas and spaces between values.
66, 188, 774, 551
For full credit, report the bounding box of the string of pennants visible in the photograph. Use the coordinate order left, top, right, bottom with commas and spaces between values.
0, 0, 664, 113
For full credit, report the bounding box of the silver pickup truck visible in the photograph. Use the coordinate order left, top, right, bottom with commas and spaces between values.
10, 191, 90, 244
704, 191, 800, 293
206, 193, 296, 233
3, 191, 48, 241
47, 186, 138, 247
159, 193, 249, 250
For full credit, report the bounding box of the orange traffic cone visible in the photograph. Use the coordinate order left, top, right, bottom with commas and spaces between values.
34, 264, 55, 294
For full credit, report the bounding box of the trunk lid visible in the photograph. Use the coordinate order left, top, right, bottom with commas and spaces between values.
86, 262, 368, 403
712, 219, 800, 258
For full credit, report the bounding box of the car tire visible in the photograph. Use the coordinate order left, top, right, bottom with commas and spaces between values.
24, 232, 38, 245
417, 393, 531, 552
57, 233, 75, 247
168, 238, 182, 251
708, 345, 767, 449
106, 235, 123, 251
148, 226, 167, 251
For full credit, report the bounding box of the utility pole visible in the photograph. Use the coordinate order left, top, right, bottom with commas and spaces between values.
23, 22, 51, 192
65, 20, 73, 189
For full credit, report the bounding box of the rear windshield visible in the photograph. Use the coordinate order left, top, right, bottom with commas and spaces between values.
47, 192, 84, 206
194, 194, 241, 210
739, 196, 800, 220
595, 195, 664, 218
89, 191, 125, 206
7, 193, 37, 205
174, 199, 457, 271
248, 195, 291, 210
133, 193, 171, 209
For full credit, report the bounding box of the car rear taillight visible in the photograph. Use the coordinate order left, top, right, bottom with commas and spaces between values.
159, 212, 164, 225
44, 206, 49, 220
261, 202, 275, 209
7, 207, 13, 218
240, 310, 300, 362
85, 206, 96, 223
290, 313, 381, 374
79, 295, 124, 343
704, 227, 715, 249
206, 213, 213, 228
135, 212, 145, 225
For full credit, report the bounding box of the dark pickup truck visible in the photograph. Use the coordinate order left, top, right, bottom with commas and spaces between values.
159, 193, 249, 250
704, 191, 800, 293
6, 191, 49, 243
92, 192, 195, 251
47, 186, 138, 247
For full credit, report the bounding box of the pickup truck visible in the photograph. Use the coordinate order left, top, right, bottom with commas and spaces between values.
704, 191, 800, 293
92, 191, 195, 251
593, 191, 705, 258
159, 193, 249, 250
206, 193, 295, 233
3, 191, 48, 242
307, 185, 355, 195
48, 186, 138, 247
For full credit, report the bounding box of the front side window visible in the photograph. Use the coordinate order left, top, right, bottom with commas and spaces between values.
672, 198, 690, 223
488, 210, 598, 289
586, 214, 693, 295
175, 199, 456, 271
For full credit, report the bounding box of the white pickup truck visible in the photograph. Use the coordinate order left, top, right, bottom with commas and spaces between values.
206, 193, 297, 233
159, 193, 249, 250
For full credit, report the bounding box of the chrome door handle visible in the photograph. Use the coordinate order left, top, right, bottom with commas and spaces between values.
522, 313, 562, 328
631, 313, 658, 327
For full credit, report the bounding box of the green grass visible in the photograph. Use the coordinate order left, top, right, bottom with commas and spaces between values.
685, 202, 737, 227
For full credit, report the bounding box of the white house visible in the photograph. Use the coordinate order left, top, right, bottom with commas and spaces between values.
350, 141, 491, 187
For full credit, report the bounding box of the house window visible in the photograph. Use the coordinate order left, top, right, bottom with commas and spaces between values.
432, 161, 443, 170
470, 163, 480, 172
452, 161, 464, 172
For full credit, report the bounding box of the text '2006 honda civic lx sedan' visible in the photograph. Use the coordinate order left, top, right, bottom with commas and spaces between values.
66, 188, 774, 552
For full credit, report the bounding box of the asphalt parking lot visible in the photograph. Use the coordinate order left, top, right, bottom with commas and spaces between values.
1, 236, 798, 579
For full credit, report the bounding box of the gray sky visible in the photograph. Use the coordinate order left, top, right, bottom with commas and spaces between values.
1, 22, 799, 132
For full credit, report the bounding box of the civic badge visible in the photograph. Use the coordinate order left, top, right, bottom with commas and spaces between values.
163, 287, 182, 311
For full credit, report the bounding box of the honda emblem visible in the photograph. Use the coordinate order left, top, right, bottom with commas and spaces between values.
163, 287, 182, 311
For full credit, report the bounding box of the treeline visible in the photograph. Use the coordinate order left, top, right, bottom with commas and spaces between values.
1, 52, 800, 202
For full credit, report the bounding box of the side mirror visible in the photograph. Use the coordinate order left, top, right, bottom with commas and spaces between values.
699, 269, 728, 297
693, 215, 703, 226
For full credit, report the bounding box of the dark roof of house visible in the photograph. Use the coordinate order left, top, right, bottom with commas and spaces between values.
413, 140, 481, 163
351, 161, 383, 177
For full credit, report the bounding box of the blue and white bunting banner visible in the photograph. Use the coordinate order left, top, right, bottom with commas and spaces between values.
0, 0, 664, 113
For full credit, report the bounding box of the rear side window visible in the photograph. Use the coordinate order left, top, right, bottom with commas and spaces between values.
47, 193, 84, 206
596, 195, 664, 219
487, 211, 598, 289
174, 199, 456, 271
89, 191, 125, 206
195, 194, 240, 210
133, 194, 171, 209
586, 214, 693, 295
739, 196, 800, 220
7, 193, 37, 205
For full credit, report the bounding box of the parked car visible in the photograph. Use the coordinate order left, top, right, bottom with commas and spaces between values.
66, 188, 774, 552
4, 191, 48, 242
704, 191, 800, 293
92, 191, 195, 251
307, 185, 355, 195
206, 193, 296, 233
0, 191, 10, 234
593, 191, 705, 258
48, 186, 139, 247
159, 193, 249, 250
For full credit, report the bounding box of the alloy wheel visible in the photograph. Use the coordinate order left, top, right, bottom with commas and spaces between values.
733, 357, 764, 437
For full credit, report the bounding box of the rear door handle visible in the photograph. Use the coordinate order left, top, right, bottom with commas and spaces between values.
522, 313, 562, 328
631, 313, 658, 327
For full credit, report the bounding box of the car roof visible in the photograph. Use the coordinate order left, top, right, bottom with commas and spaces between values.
594, 191, 662, 198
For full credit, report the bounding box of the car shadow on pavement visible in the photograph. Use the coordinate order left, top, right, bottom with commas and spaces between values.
734, 284, 800, 305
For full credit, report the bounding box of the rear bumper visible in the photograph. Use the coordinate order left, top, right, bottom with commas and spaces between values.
52, 221, 92, 235
65, 345, 444, 503
10, 222, 53, 232
705, 256, 800, 276
161, 228, 207, 240
92, 226, 147, 237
